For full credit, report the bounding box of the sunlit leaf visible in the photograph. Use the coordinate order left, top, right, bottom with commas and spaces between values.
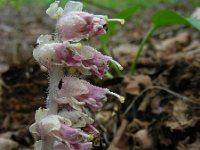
151, 10, 200, 31
151, 10, 189, 27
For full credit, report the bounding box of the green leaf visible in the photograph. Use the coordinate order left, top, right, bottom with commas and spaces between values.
151, 10, 200, 31
151, 10, 189, 27
186, 17, 200, 31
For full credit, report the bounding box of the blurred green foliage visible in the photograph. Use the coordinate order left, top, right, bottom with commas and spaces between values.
189, 0, 200, 6
83, 0, 177, 11
0, 0, 52, 10
0, 0, 182, 11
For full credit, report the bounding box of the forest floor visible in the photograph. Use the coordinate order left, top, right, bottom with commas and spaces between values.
0, 1, 200, 150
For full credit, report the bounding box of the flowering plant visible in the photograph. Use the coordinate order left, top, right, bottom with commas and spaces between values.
30, 1, 124, 150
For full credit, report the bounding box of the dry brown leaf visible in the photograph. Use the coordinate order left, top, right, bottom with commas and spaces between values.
166, 100, 200, 130
0, 137, 18, 150
150, 95, 165, 114
154, 32, 190, 52
132, 129, 153, 150
122, 75, 152, 95
95, 111, 114, 123
112, 44, 138, 67
177, 136, 200, 150
138, 90, 161, 112
153, 32, 191, 61
127, 119, 149, 134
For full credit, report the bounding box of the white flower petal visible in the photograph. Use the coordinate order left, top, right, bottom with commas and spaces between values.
57, 115, 72, 126
38, 115, 62, 135
29, 123, 37, 134
59, 110, 94, 128
46, 1, 63, 19
63, 1, 83, 14
56, 97, 84, 111
35, 107, 49, 122
37, 35, 52, 44
33, 43, 56, 67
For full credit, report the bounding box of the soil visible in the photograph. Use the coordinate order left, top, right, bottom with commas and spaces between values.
0, 1, 200, 150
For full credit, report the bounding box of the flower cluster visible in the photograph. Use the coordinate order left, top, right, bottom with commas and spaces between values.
30, 1, 124, 150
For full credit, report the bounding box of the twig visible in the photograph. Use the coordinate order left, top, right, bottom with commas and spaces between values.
123, 86, 196, 117
107, 119, 128, 150
98, 124, 110, 144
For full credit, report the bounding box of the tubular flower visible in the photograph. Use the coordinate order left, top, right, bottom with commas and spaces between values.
47, 1, 124, 41
56, 11, 107, 41
33, 35, 82, 69
76, 46, 112, 78
29, 109, 72, 138
30, 112, 93, 150
34, 35, 122, 78
57, 76, 124, 111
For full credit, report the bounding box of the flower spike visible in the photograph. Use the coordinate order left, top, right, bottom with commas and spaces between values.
31, 1, 124, 150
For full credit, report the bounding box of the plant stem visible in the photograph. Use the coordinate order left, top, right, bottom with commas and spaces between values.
42, 138, 54, 150
131, 25, 157, 74
105, 72, 113, 79
42, 67, 63, 150
47, 67, 63, 114
101, 41, 121, 75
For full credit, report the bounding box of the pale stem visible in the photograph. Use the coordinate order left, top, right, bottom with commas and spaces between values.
109, 58, 123, 70
107, 91, 125, 103
107, 18, 125, 24
42, 67, 63, 150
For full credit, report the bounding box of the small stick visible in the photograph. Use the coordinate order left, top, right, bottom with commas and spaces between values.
107, 119, 128, 150
123, 85, 196, 117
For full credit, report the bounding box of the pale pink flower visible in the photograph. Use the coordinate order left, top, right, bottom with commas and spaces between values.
59, 125, 93, 143
33, 35, 82, 69
54, 1, 124, 42
75, 45, 123, 78
34, 36, 122, 78
30, 113, 93, 150
57, 77, 125, 111
76, 46, 111, 78
56, 11, 108, 41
